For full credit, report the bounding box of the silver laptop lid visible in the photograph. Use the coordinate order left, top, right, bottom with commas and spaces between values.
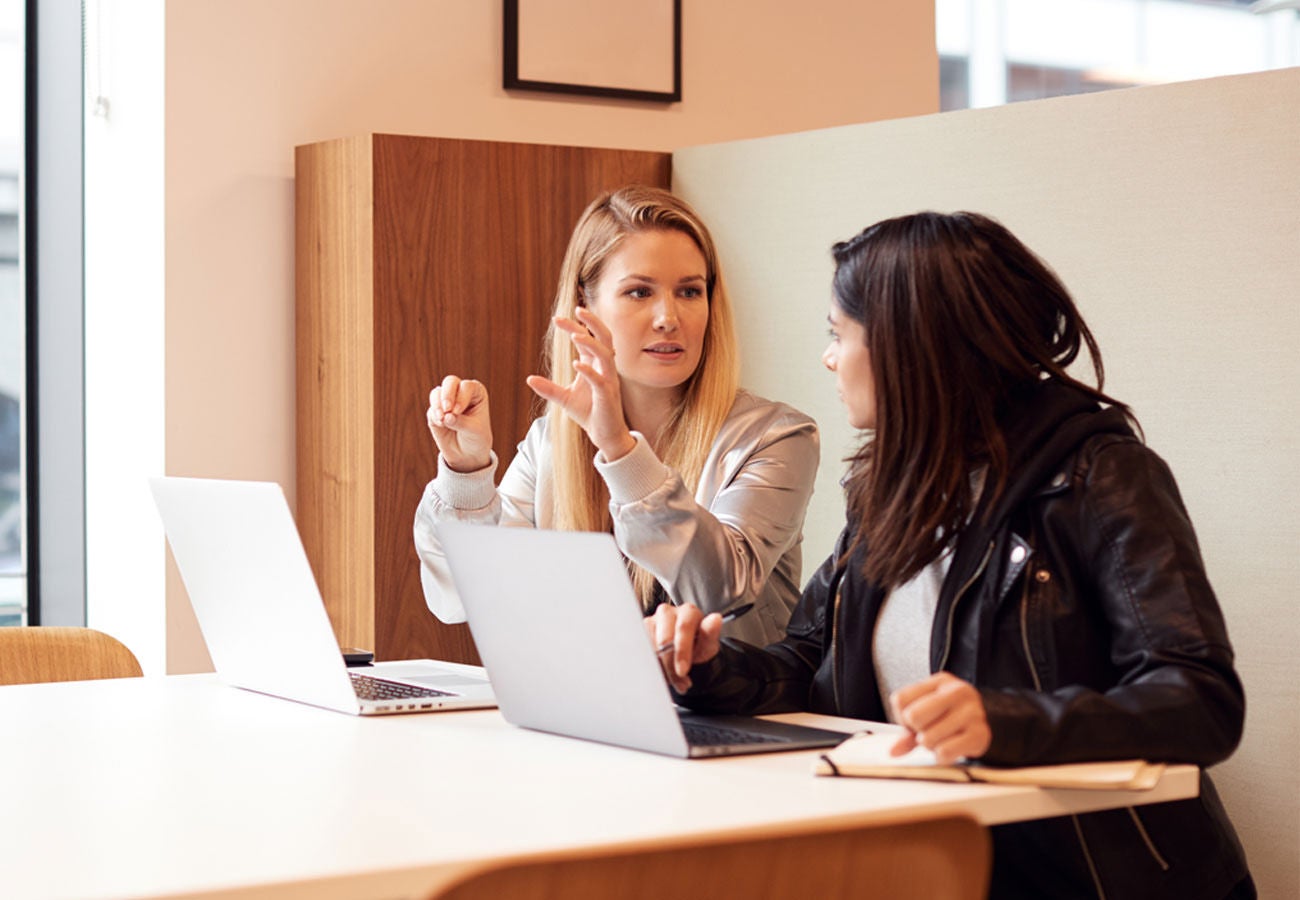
437, 522, 689, 756
150, 477, 362, 714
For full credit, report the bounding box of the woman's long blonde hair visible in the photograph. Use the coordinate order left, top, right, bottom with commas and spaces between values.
546, 185, 739, 610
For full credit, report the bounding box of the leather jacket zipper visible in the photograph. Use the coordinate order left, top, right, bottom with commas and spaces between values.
830, 582, 843, 710
1019, 577, 1043, 692
1024, 569, 1163, 892
1070, 813, 1109, 900
1127, 807, 1170, 871
1025, 568, 1104, 898
937, 541, 995, 672
1025, 576, 1107, 896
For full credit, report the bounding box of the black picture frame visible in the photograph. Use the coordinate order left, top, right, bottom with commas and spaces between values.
503, 0, 681, 103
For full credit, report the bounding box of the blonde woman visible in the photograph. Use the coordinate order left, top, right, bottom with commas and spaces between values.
413, 185, 818, 645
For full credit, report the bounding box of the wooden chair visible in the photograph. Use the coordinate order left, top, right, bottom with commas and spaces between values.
0, 626, 143, 685
421, 812, 990, 900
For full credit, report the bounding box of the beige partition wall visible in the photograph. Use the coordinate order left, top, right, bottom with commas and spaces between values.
673, 68, 1300, 898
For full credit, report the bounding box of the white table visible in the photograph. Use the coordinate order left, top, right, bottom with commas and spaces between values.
0, 673, 1198, 900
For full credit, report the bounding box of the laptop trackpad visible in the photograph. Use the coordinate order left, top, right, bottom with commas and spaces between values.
401, 674, 487, 689
371, 662, 492, 695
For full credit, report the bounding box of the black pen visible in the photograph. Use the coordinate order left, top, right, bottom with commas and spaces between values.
656, 602, 754, 654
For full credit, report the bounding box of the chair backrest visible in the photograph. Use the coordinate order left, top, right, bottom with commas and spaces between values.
0, 626, 143, 685
422, 813, 990, 900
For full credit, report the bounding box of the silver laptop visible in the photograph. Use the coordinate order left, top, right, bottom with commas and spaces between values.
436, 521, 849, 757
149, 477, 495, 715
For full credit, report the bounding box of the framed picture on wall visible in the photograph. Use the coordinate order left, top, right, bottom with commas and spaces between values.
503, 0, 681, 103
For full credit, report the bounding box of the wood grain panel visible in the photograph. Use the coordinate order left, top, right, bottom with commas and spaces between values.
295, 135, 376, 649
297, 134, 669, 664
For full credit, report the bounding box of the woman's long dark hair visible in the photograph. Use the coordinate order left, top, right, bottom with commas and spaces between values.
833, 211, 1125, 589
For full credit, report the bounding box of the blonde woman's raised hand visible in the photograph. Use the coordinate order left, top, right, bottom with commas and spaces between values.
526, 307, 636, 462
426, 376, 494, 472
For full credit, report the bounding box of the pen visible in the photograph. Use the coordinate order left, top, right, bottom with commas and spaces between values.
656, 602, 754, 654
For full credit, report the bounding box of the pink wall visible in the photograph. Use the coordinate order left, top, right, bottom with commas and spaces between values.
160, 0, 937, 671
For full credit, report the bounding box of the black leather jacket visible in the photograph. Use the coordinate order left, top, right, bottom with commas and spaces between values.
679, 382, 1251, 900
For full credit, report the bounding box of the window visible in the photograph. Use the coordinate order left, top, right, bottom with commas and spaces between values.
938, 0, 1300, 111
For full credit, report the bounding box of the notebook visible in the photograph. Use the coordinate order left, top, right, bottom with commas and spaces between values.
813, 730, 1165, 789
436, 521, 850, 758
149, 476, 496, 715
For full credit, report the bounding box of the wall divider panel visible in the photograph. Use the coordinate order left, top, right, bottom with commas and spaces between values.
672, 67, 1300, 899
295, 134, 670, 664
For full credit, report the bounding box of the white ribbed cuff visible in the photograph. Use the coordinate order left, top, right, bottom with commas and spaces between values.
434, 451, 499, 510
594, 432, 670, 504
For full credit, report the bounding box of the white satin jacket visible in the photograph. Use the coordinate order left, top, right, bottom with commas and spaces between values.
412, 390, 820, 646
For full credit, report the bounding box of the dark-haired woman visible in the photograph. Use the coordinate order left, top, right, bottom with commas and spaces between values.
652, 211, 1253, 899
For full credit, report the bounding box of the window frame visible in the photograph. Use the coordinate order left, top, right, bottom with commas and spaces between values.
26, 0, 85, 625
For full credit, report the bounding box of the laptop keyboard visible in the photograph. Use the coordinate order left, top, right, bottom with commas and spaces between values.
349, 672, 453, 700
681, 721, 790, 747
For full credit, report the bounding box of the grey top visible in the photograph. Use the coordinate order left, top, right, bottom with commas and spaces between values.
871, 548, 952, 720
412, 390, 820, 646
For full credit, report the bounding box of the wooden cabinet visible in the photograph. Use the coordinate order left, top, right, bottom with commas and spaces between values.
295, 134, 670, 663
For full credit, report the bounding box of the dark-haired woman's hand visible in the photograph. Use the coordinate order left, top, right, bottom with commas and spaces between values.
888, 672, 992, 765
527, 308, 636, 462
646, 602, 723, 693
426, 376, 494, 472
